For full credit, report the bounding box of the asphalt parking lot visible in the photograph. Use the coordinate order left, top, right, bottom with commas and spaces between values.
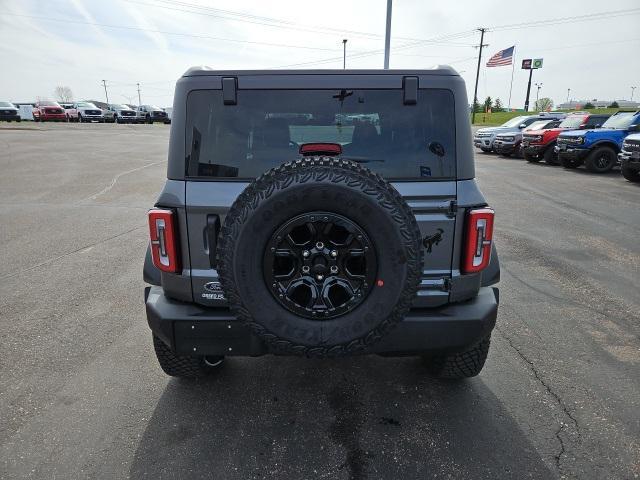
1, 123, 638, 480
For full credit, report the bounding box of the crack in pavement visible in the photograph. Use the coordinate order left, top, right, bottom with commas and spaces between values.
78, 160, 166, 203
503, 266, 637, 327
0, 225, 145, 281
496, 326, 581, 476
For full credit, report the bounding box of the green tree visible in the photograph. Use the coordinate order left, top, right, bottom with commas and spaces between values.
584, 102, 595, 109
608, 101, 619, 108
535, 97, 554, 112
472, 100, 482, 113
493, 98, 504, 112
483, 96, 493, 112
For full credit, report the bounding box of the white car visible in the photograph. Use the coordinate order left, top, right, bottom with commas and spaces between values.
69, 101, 105, 123
103, 104, 138, 124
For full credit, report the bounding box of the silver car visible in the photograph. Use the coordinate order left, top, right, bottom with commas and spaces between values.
474, 113, 565, 152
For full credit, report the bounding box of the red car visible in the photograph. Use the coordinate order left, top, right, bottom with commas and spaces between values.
33, 101, 66, 122
522, 112, 611, 164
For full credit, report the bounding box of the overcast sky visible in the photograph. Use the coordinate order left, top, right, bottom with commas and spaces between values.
1, 0, 638, 108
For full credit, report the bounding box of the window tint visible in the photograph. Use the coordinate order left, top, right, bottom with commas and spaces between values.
186, 89, 456, 180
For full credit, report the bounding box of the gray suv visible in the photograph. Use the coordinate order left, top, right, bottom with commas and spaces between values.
474, 113, 566, 152
144, 68, 500, 379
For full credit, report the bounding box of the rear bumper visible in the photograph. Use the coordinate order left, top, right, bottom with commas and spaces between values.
145, 285, 499, 357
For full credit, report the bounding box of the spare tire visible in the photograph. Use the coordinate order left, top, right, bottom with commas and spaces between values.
217, 157, 423, 357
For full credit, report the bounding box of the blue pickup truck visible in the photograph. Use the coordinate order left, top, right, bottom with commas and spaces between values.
556, 111, 640, 173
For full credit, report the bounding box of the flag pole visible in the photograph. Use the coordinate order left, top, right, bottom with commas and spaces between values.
508, 45, 516, 110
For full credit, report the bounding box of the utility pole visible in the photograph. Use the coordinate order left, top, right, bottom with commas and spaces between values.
534, 82, 543, 107
383, 0, 392, 69
523, 68, 534, 112
471, 28, 487, 124
137, 83, 142, 107
342, 39, 348, 69
101, 79, 109, 106
632, 86, 636, 101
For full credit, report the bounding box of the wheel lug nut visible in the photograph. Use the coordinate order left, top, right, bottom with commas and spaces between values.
330, 266, 338, 273
302, 266, 310, 273
330, 250, 337, 257
316, 242, 324, 250
302, 250, 309, 257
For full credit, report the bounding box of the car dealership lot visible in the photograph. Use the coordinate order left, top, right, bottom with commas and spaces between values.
1, 124, 638, 479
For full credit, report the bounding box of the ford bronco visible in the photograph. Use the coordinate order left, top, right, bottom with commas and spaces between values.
144, 68, 500, 379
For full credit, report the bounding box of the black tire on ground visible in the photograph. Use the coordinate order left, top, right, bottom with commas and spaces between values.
585, 146, 617, 173
146, 115, 152, 124
621, 165, 640, 183
78, 114, 83, 123
524, 152, 541, 163
17, 118, 21, 122
480, 148, 492, 153
217, 157, 423, 358
423, 334, 491, 379
560, 156, 582, 169
153, 335, 223, 378
543, 144, 558, 164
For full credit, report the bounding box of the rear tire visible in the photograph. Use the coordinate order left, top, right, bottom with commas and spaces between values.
621, 165, 640, 183
423, 334, 491, 379
585, 146, 616, 173
153, 335, 224, 378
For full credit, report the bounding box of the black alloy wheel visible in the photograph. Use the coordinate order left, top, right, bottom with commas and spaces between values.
264, 212, 377, 320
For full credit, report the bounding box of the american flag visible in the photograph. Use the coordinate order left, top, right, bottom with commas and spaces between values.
486, 46, 515, 67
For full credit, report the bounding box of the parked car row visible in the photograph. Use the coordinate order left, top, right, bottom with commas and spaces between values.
0, 101, 170, 124
474, 111, 640, 183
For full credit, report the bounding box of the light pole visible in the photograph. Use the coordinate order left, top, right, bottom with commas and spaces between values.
137, 83, 142, 107
534, 82, 543, 108
383, 0, 392, 69
342, 39, 347, 69
567, 88, 571, 104
632, 86, 637, 101
102, 79, 110, 106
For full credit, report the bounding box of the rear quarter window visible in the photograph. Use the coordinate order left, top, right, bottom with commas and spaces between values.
185, 88, 456, 180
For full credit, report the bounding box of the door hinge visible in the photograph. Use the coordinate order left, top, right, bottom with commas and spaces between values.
447, 200, 457, 218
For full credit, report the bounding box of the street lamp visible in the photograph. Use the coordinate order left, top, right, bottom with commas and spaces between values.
567, 88, 571, 103
534, 82, 543, 108
342, 39, 347, 69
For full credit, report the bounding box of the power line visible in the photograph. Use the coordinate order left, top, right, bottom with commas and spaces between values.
124, 0, 477, 45
1, 13, 350, 52
271, 30, 478, 68
488, 8, 640, 31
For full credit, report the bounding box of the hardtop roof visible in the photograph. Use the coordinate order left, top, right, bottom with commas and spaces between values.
182, 66, 461, 77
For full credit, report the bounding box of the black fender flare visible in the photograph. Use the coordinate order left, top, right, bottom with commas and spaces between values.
143, 244, 161, 286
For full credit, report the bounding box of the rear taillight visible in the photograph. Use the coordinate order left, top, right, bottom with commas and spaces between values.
148, 208, 180, 273
462, 208, 494, 274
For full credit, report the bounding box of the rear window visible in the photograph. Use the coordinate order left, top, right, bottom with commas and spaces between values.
185, 89, 456, 180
